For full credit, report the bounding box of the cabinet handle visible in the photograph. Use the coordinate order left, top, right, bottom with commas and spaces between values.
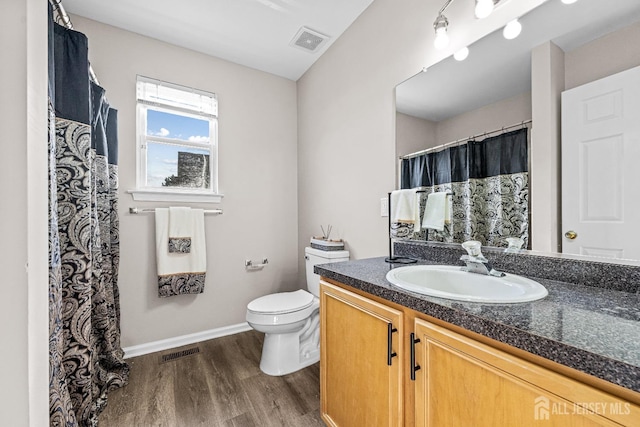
387, 323, 398, 366
410, 332, 421, 381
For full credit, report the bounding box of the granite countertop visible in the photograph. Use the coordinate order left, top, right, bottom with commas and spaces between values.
315, 257, 640, 394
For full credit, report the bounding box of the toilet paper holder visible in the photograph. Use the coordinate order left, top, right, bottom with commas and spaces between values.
245, 258, 269, 270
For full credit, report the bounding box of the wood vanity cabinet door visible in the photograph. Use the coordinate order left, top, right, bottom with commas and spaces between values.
320, 281, 404, 427
413, 319, 631, 427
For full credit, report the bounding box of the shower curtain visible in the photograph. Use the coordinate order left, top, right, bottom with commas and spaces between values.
48, 7, 129, 426
400, 128, 529, 247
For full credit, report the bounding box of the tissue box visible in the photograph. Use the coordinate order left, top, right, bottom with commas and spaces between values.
310, 238, 345, 251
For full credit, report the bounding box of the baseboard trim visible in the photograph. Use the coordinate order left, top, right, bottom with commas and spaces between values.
122, 322, 252, 359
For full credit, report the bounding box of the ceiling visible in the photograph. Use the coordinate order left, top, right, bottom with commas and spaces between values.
62, 0, 375, 81
396, 0, 640, 122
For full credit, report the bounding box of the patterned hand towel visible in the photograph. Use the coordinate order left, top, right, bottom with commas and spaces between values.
391, 189, 421, 237
155, 208, 206, 297
168, 206, 193, 253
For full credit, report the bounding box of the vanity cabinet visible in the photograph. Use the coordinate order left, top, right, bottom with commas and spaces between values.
320, 280, 640, 427
320, 281, 404, 427
413, 319, 632, 426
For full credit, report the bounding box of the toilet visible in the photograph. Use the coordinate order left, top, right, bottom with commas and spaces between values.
246, 246, 349, 376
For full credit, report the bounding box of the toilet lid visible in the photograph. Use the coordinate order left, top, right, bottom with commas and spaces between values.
247, 290, 314, 315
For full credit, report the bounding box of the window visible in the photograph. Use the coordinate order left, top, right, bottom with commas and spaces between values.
130, 76, 221, 203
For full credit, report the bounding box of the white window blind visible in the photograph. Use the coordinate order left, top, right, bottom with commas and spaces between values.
136, 76, 218, 118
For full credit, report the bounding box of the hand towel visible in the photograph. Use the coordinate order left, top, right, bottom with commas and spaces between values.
169, 207, 193, 253
391, 189, 421, 233
421, 192, 450, 231
155, 208, 206, 297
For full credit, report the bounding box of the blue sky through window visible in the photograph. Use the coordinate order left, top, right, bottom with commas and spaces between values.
146, 109, 211, 187
147, 109, 209, 141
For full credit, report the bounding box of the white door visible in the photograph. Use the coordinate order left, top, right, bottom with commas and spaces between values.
561, 65, 640, 260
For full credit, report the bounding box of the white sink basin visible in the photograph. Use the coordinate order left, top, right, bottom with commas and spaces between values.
385, 265, 548, 303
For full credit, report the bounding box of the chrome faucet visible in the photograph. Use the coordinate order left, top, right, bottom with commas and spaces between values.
460, 240, 505, 277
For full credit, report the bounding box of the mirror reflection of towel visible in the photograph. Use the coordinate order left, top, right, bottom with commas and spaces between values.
422, 192, 449, 231
391, 189, 421, 233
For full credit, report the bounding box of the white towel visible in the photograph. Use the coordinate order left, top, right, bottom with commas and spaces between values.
391, 189, 421, 233
169, 207, 193, 237
155, 208, 207, 297
169, 207, 193, 253
421, 192, 450, 231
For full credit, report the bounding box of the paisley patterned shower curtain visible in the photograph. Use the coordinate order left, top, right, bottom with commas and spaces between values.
400, 128, 529, 248
48, 7, 129, 426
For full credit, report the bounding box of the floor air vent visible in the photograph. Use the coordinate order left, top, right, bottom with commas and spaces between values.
160, 346, 200, 363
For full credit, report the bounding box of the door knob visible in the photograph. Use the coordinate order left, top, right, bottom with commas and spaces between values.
564, 230, 577, 240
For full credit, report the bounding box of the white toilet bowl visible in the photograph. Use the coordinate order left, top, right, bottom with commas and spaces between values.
246, 289, 320, 376
246, 247, 349, 376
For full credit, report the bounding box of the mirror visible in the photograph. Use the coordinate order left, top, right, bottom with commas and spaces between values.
395, 0, 640, 262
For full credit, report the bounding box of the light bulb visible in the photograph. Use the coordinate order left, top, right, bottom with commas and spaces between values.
503, 19, 522, 40
434, 29, 449, 50
454, 47, 469, 61
433, 14, 449, 50
475, 0, 494, 19
561, 0, 578, 4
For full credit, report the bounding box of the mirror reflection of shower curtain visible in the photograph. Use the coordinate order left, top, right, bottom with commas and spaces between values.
48, 5, 129, 426
400, 128, 529, 248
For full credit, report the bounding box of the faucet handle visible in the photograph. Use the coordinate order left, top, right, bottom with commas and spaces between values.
462, 240, 485, 259
505, 237, 525, 253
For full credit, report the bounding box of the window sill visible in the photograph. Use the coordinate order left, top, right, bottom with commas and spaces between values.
127, 189, 224, 204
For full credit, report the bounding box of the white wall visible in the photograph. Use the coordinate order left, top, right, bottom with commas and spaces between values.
297, 0, 545, 277
565, 20, 640, 90
71, 15, 299, 348
396, 91, 531, 168
531, 41, 564, 253
395, 112, 436, 158
436, 91, 532, 145
0, 0, 49, 424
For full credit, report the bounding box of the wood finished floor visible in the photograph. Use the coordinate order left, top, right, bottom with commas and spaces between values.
99, 330, 324, 426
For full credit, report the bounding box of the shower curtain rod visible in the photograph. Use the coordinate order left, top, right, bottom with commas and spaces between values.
399, 119, 532, 160
49, 0, 100, 84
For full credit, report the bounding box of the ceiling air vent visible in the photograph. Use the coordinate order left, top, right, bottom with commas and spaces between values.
290, 27, 330, 53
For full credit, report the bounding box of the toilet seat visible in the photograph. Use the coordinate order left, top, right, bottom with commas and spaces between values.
247, 289, 314, 315
246, 290, 317, 326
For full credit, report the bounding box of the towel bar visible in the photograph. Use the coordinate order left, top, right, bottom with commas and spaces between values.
129, 207, 223, 215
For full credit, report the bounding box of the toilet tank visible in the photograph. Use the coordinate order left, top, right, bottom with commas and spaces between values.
305, 246, 349, 297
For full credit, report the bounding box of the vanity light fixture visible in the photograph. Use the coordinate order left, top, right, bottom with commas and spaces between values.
503, 19, 522, 39
561, 0, 578, 4
433, 14, 450, 50
432, 0, 510, 52
475, 0, 495, 19
454, 47, 469, 61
